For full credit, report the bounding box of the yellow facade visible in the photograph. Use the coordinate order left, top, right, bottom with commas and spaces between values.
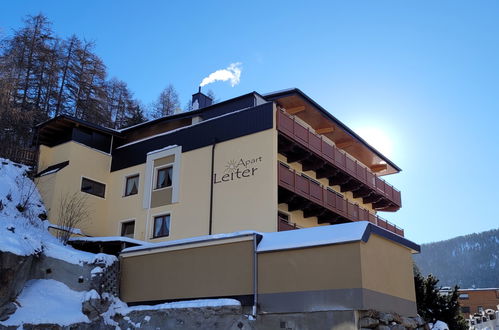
38, 129, 278, 242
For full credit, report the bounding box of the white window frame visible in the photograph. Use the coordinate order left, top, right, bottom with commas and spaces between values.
143, 145, 181, 209
119, 219, 136, 238
153, 165, 173, 191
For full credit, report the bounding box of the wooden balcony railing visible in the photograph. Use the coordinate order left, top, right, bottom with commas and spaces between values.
278, 162, 404, 237
277, 110, 401, 209
278, 216, 300, 231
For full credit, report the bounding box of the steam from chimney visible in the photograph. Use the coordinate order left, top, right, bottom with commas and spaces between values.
200, 62, 242, 87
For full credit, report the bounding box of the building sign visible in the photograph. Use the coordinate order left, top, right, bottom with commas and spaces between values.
213, 156, 262, 184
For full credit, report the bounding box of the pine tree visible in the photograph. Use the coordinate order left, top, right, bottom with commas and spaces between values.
414, 268, 467, 329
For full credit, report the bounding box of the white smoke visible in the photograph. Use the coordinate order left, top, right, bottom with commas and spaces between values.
200, 62, 242, 87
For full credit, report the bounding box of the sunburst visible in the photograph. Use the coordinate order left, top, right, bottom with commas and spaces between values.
224, 159, 239, 173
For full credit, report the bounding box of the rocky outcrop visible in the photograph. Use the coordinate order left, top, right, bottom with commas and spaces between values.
0, 251, 35, 320
360, 310, 428, 330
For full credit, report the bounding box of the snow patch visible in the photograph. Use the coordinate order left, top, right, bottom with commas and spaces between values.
0, 279, 90, 326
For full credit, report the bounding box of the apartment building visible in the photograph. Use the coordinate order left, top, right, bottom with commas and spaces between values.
35, 88, 404, 243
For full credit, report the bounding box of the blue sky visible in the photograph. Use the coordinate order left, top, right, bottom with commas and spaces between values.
2, 1, 498, 244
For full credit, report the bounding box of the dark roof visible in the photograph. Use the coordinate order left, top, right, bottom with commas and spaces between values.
264, 88, 402, 172
36, 114, 119, 135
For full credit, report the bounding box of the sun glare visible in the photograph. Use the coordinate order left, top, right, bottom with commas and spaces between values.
355, 127, 394, 158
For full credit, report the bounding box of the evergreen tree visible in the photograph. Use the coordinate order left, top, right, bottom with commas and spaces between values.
414, 268, 467, 329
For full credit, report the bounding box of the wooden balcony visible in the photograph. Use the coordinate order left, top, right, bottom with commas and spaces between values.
278, 216, 300, 231
277, 110, 401, 211
278, 162, 404, 237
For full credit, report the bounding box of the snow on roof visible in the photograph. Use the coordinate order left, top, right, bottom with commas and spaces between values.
256, 221, 370, 252
69, 236, 152, 246
121, 230, 259, 254
147, 145, 178, 155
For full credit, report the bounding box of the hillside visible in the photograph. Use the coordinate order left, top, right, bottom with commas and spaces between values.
413, 228, 499, 288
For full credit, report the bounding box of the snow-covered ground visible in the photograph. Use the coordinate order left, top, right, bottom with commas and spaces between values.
0, 158, 116, 265
1, 279, 91, 326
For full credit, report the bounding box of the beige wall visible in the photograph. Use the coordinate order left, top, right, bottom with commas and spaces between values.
120, 239, 255, 303
258, 243, 363, 294
38, 128, 278, 242
212, 128, 278, 233
360, 234, 416, 302
37, 141, 111, 237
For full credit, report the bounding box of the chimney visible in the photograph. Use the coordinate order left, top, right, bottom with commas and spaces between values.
192, 87, 213, 110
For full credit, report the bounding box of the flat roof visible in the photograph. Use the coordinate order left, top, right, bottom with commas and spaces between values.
120, 222, 420, 256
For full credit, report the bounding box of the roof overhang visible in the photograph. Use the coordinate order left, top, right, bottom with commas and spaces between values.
265, 88, 401, 175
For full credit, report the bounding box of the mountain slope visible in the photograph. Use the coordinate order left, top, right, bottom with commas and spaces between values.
413, 228, 499, 288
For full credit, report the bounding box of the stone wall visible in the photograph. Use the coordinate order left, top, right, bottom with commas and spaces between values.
359, 310, 428, 330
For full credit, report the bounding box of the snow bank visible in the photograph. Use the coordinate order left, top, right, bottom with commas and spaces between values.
430, 321, 449, 330
0, 279, 90, 326
0, 158, 117, 266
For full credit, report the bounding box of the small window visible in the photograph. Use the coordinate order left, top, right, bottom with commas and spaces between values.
124, 175, 139, 196
121, 221, 135, 238
81, 177, 105, 198
459, 293, 469, 300
156, 167, 172, 189
461, 306, 470, 313
153, 214, 170, 238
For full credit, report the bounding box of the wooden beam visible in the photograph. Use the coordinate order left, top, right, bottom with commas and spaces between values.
336, 140, 354, 149
287, 106, 306, 115
370, 164, 388, 172
315, 127, 335, 134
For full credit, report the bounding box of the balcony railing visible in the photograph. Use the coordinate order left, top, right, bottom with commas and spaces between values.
276, 110, 401, 209
278, 162, 404, 236
278, 216, 300, 231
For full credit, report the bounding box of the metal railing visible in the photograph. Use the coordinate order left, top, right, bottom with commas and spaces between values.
278, 162, 404, 236
277, 110, 401, 208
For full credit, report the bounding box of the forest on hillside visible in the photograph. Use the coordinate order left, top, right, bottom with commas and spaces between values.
0, 14, 201, 149
413, 228, 499, 288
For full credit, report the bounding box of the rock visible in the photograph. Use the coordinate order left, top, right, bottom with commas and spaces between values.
0, 251, 34, 306
401, 316, 418, 328
379, 313, 394, 325
413, 315, 425, 326
390, 325, 406, 330
81, 291, 111, 321
0, 302, 17, 321
360, 317, 380, 328
376, 326, 391, 330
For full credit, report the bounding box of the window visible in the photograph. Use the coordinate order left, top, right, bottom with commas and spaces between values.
81, 177, 105, 198
156, 167, 172, 189
124, 175, 139, 196
461, 306, 470, 313
459, 293, 469, 300
153, 214, 170, 238
121, 221, 135, 238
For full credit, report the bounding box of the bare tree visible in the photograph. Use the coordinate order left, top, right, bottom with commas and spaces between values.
152, 84, 180, 118
56, 192, 90, 244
